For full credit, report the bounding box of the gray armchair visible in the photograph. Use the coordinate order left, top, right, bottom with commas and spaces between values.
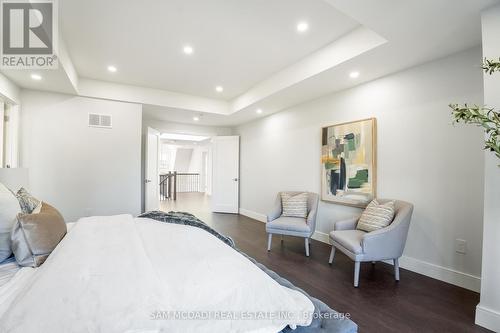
328, 199, 413, 287
266, 192, 319, 257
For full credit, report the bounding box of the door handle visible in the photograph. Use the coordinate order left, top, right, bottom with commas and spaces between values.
233, 178, 238, 182
145, 179, 152, 183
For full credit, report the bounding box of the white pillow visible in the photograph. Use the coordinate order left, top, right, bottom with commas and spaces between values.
0, 183, 21, 262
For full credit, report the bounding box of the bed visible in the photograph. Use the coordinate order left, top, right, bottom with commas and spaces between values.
0, 213, 357, 333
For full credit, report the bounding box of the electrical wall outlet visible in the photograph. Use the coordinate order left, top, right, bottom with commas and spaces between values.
455, 239, 467, 254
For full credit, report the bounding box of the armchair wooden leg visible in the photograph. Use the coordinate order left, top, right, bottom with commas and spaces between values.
328, 246, 335, 264
267, 234, 272, 252
304, 238, 310, 257
354, 261, 360, 287
280, 235, 284, 243
394, 258, 400, 281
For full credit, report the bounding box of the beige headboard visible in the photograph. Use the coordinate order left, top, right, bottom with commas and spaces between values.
0, 168, 29, 191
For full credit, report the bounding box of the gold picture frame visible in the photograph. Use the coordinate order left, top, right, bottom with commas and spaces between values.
321, 118, 377, 208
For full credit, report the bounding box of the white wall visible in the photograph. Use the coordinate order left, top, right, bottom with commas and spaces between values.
188, 145, 211, 193
235, 48, 485, 291
476, 5, 500, 331
174, 148, 194, 172
188, 146, 209, 173
158, 141, 176, 175
20, 90, 142, 222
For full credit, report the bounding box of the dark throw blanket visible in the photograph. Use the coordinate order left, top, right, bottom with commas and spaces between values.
138, 211, 358, 333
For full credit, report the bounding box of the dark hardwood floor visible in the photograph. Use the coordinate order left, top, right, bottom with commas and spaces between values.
161, 193, 490, 333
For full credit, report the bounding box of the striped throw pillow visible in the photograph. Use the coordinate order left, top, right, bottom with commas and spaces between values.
356, 199, 395, 232
281, 192, 308, 218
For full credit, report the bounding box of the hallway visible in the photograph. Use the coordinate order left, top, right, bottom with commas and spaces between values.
160, 192, 213, 223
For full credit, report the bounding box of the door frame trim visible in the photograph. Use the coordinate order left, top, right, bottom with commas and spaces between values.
145, 127, 160, 212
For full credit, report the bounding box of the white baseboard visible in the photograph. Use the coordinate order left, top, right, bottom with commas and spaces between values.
239, 208, 267, 223
396, 256, 480, 292
238, 207, 481, 292
476, 304, 500, 332
311, 230, 330, 244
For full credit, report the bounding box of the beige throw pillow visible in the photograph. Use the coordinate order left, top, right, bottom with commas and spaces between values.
356, 199, 395, 232
11, 202, 67, 267
281, 192, 308, 218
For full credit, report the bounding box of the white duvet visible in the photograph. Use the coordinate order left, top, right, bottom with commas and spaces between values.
0, 215, 313, 333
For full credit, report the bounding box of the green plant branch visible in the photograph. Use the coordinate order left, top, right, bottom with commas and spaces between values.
482, 57, 500, 75
449, 104, 500, 160
450, 58, 500, 165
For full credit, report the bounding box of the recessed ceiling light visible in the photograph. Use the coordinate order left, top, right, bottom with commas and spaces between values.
297, 22, 309, 33
183, 45, 194, 55
193, 116, 200, 121
31, 74, 42, 81
215, 86, 224, 93
349, 71, 360, 79
107, 65, 117, 73
256, 109, 263, 114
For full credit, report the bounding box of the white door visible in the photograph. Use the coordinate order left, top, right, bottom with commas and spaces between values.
145, 127, 160, 212
212, 136, 239, 213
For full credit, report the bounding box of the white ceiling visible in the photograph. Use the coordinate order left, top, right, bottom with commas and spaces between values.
144, 105, 236, 127
60, 0, 359, 100
1, 0, 498, 127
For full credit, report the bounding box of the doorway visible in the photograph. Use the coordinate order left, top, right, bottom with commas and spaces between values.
156, 132, 212, 214
144, 130, 240, 219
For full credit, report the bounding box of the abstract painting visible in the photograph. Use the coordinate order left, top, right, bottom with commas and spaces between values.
321, 118, 376, 207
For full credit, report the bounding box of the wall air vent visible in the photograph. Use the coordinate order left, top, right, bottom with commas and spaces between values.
88, 113, 112, 129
